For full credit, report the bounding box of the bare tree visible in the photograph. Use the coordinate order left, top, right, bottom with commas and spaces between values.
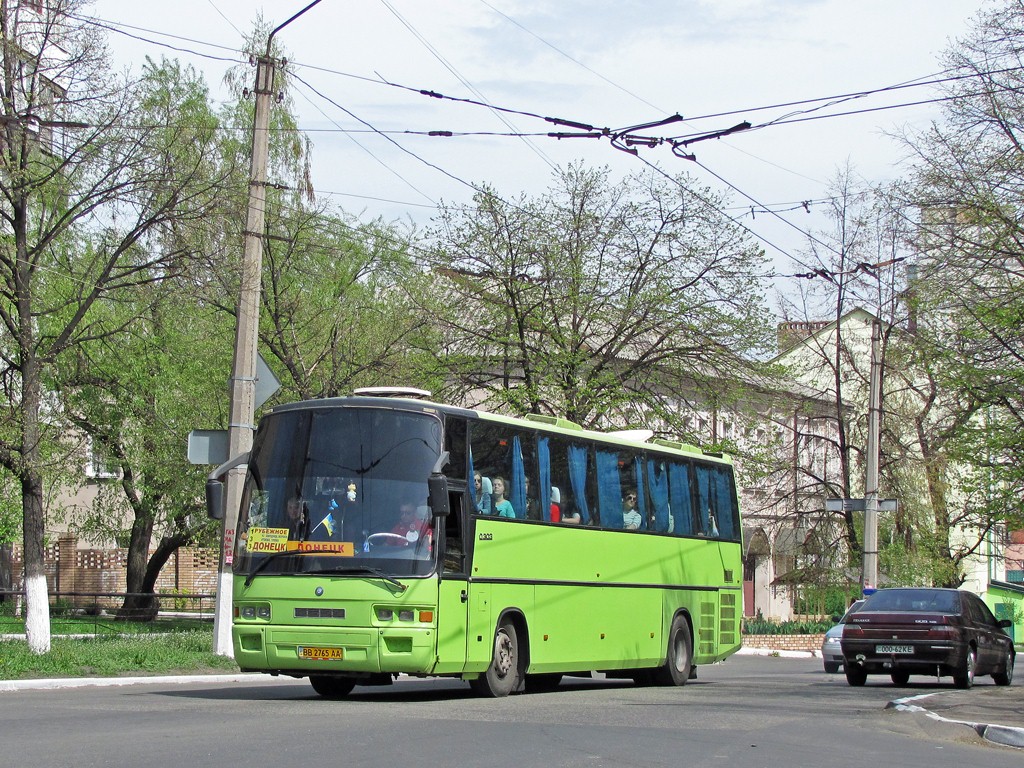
420, 163, 773, 431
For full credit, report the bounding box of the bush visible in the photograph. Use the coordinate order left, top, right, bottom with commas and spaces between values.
742, 617, 832, 635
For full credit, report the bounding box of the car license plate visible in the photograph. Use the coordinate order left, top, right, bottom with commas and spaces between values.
298, 646, 343, 660
876, 644, 913, 654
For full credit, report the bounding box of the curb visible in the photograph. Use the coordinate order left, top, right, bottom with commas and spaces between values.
0, 674, 258, 692
888, 693, 1024, 751
736, 646, 816, 659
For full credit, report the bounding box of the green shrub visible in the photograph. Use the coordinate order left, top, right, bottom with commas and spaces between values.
741, 617, 832, 635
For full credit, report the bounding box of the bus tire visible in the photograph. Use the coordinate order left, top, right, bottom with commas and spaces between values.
470, 618, 521, 697
309, 675, 356, 699
653, 614, 693, 687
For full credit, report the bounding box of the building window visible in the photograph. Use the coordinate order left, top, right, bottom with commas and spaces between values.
86, 440, 120, 480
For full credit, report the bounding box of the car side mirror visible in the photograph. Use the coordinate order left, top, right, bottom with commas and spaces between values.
997, 618, 1012, 630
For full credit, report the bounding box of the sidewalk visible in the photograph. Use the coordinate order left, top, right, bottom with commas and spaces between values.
888, 687, 1024, 749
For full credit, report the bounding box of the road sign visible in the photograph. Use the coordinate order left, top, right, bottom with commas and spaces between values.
825, 498, 898, 512
187, 429, 229, 465
255, 353, 281, 410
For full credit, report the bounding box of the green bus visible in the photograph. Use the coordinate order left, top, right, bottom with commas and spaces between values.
207, 388, 743, 698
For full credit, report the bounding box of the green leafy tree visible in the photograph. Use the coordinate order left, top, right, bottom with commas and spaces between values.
257, 206, 426, 400
896, 0, 1024, 579
0, 3, 225, 652
207, 23, 427, 404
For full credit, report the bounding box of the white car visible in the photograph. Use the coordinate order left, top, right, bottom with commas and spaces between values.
821, 600, 865, 673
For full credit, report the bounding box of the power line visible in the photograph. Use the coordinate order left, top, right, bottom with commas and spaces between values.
379, 0, 558, 173
70, 12, 244, 64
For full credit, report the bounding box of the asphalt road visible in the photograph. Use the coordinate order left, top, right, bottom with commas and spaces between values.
1, 655, 1020, 768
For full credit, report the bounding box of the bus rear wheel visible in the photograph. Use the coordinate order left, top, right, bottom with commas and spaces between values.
653, 615, 693, 686
310, 675, 356, 699
470, 618, 521, 697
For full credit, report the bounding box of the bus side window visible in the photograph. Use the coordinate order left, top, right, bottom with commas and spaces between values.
694, 463, 713, 536
668, 461, 694, 536
711, 465, 736, 540
548, 436, 575, 524
647, 458, 670, 532
595, 448, 623, 529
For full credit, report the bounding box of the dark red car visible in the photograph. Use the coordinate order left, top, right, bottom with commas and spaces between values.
840, 587, 1014, 688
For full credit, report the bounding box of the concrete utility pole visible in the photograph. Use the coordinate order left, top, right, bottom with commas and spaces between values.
212, 0, 323, 657
862, 318, 882, 594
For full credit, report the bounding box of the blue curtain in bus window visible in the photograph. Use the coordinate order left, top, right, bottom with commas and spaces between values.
668, 462, 693, 536
694, 464, 712, 535
596, 449, 623, 528
647, 460, 670, 532
538, 437, 551, 522
568, 444, 590, 524
713, 466, 734, 540
634, 456, 647, 530
510, 435, 526, 519
468, 448, 477, 508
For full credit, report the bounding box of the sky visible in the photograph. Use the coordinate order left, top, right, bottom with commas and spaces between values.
87, 0, 987, 308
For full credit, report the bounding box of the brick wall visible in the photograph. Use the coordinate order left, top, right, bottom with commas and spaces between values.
742, 633, 824, 652
6, 537, 218, 610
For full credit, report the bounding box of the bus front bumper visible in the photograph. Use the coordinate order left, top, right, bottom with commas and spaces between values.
234, 624, 437, 675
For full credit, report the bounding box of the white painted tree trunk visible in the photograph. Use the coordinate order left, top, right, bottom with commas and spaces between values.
24, 573, 51, 654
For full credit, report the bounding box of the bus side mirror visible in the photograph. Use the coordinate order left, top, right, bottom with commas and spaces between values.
206, 479, 225, 520
428, 474, 450, 517
205, 451, 249, 522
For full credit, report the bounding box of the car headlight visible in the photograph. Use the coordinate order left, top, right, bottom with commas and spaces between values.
825, 636, 841, 645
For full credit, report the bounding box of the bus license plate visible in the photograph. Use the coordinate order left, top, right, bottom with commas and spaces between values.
876, 644, 913, 654
298, 646, 343, 660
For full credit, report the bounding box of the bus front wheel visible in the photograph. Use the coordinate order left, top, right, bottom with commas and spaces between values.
653, 615, 693, 687
470, 619, 521, 697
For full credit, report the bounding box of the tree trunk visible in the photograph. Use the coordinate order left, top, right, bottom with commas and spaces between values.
21, 369, 51, 653
116, 532, 190, 621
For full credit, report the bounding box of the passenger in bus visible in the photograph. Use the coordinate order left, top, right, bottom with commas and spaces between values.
561, 503, 581, 525
390, 501, 431, 545
549, 487, 561, 523
491, 477, 516, 518
473, 473, 492, 515
285, 497, 308, 540
622, 490, 641, 530
524, 476, 540, 520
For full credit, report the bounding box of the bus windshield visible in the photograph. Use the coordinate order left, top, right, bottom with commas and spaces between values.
233, 406, 443, 579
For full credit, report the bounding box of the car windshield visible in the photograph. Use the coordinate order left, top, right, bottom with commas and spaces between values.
232, 405, 443, 579
862, 589, 960, 613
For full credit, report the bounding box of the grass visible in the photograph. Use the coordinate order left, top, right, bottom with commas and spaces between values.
0, 616, 241, 680
0, 615, 215, 636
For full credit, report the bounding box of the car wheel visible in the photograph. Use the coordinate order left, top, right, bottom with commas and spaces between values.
890, 670, 910, 686
953, 647, 976, 689
823, 661, 841, 674
993, 653, 1014, 687
845, 666, 867, 686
